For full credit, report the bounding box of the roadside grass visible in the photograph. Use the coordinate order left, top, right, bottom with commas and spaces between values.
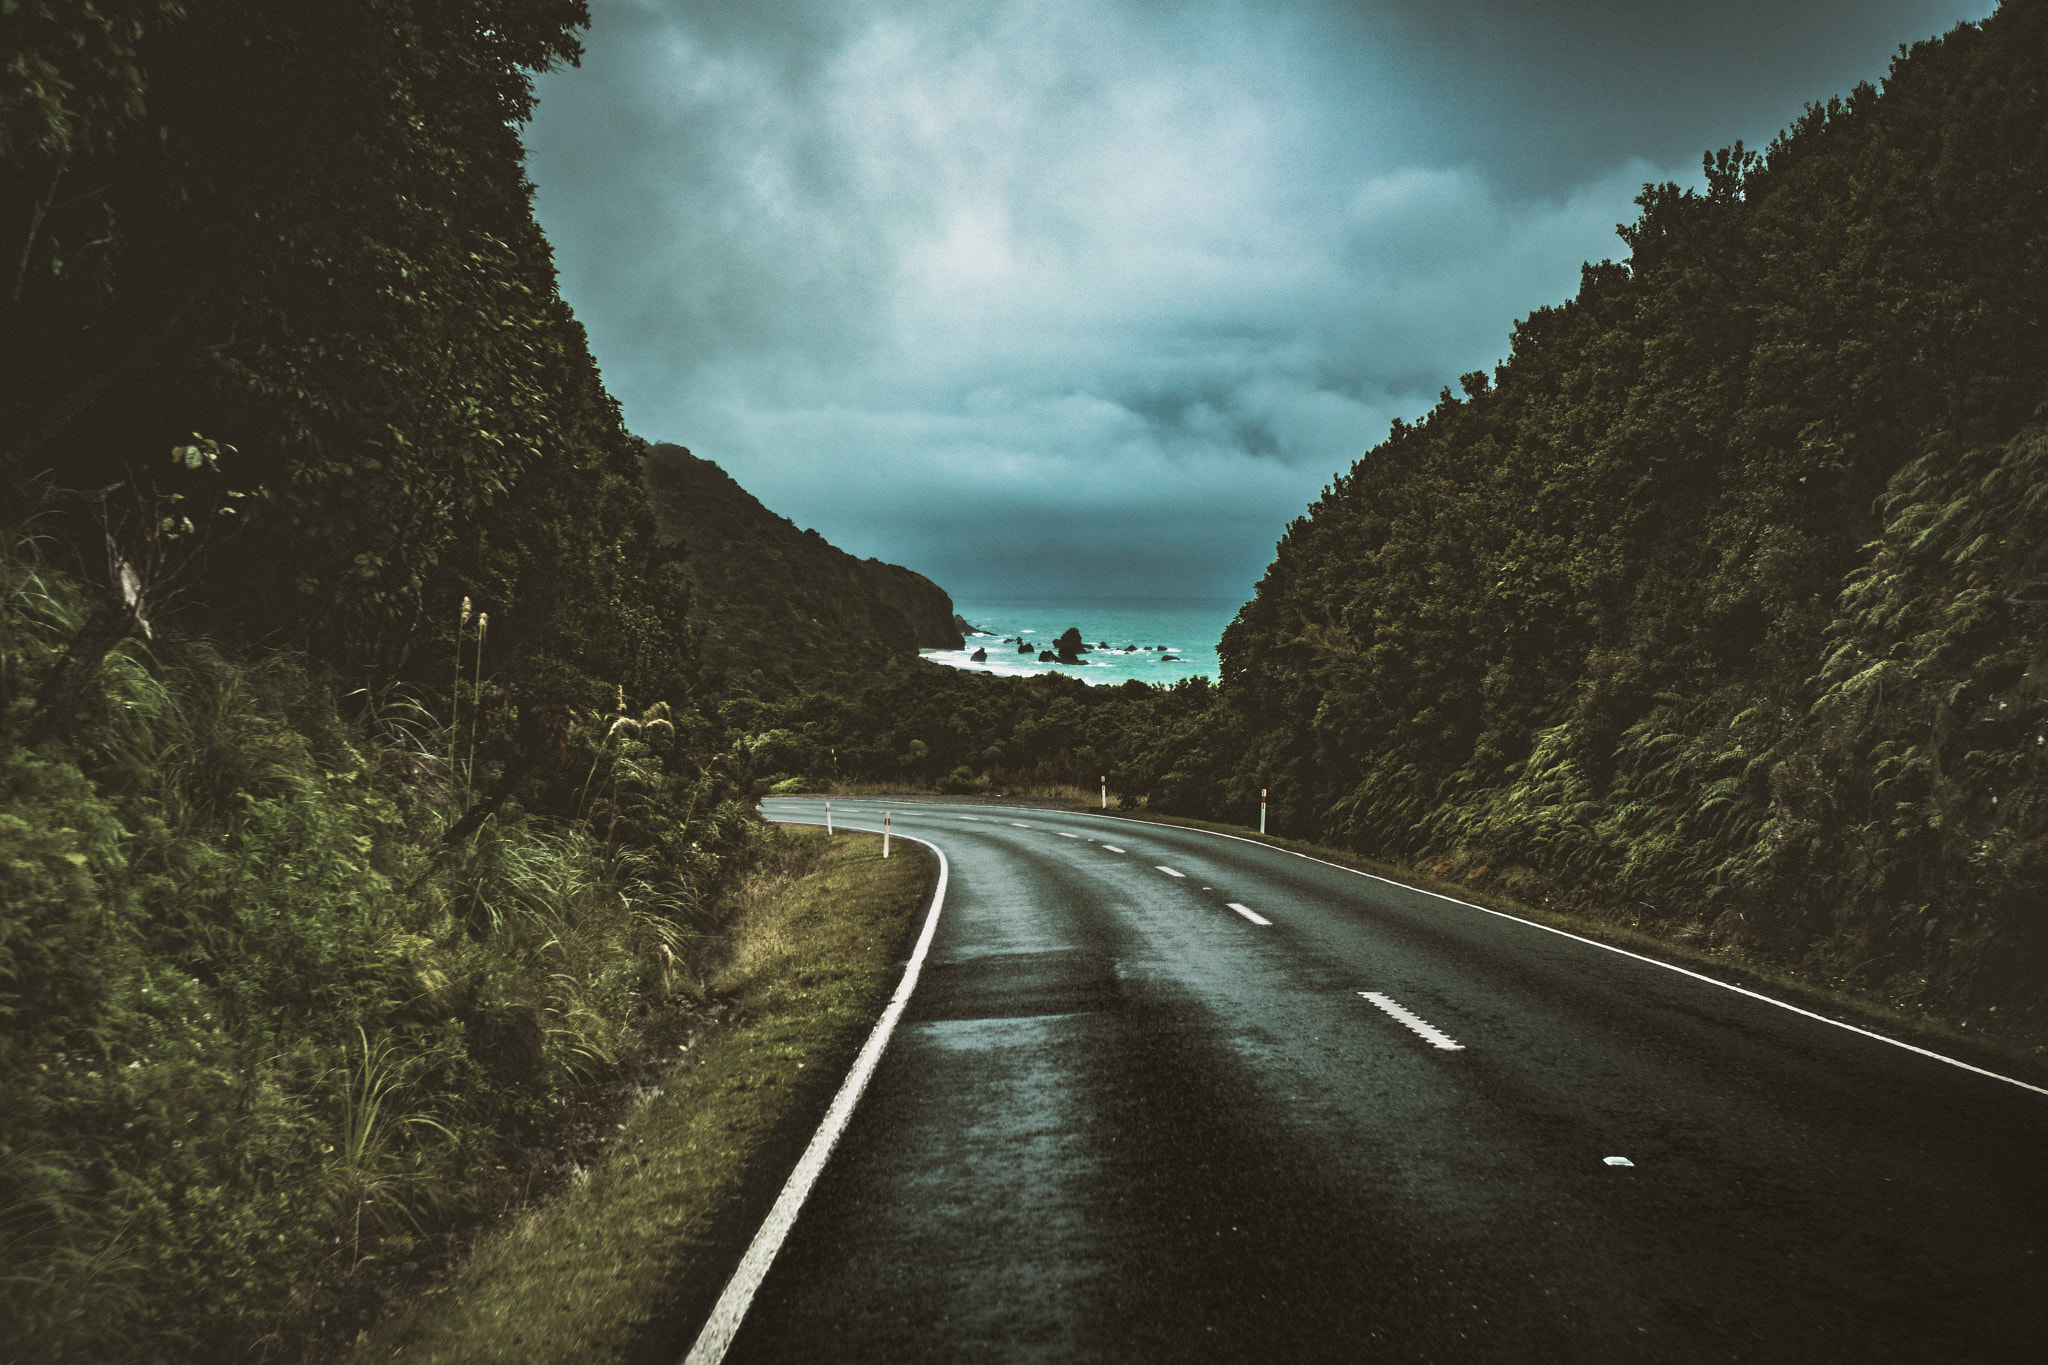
1075, 806, 2048, 1085
347, 826, 937, 1364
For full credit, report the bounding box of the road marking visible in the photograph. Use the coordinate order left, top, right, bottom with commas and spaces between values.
959, 816, 980, 821
1102, 846, 1125, 854
1360, 992, 1464, 1050
1604, 1156, 1634, 1166
1010, 822, 1032, 828
685, 832, 951, 1365
1057, 831, 1080, 838
1157, 865, 1186, 877
1227, 902, 1271, 926
1088, 815, 2048, 1100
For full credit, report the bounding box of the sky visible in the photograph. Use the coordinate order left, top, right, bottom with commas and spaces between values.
523, 0, 2000, 601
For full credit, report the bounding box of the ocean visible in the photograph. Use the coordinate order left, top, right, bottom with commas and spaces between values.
923, 596, 1245, 686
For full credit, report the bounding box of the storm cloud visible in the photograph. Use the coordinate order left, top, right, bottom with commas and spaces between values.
524, 0, 1996, 598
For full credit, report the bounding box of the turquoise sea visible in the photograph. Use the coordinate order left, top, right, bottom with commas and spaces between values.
925, 596, 1244, 686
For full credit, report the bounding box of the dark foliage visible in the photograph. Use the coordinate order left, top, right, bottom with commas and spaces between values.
1, 0, 690, 711
641, 442, 964, 693
1135, 3, 2048, 1020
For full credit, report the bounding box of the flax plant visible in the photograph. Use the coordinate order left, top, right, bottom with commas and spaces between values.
329, 1027, 454, 1261
466, 612, 487, 794
452, 596, 470, 796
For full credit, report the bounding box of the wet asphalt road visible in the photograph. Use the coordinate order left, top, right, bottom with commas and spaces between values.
720, 797, 2048, 1363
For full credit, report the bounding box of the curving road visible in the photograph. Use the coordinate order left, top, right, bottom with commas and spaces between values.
700, 797, 2047, 1363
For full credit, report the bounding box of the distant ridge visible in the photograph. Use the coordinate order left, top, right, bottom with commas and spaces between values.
640, 442, 964, 691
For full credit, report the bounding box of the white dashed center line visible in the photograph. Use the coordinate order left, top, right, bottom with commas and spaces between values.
1102, 846, 1126, 854
1227, 902, 1271, 926
1010, 822, 1032, 828
1157, 866, 1185, 877
1057, 832, 1080, 838
959, 816, 980, 821
1359, 992, 1464, 1050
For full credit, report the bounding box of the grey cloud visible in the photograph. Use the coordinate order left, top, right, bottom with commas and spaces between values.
1300, 0, 1999, 192
526, 0, 1996, 599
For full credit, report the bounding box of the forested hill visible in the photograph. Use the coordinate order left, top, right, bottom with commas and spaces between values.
1157, 2, 2048, 1019
642, 442, 964, 691
2, 7, 758, 1357
2, 0, 692, 706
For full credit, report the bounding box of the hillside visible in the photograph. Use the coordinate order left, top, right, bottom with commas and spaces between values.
1, 6, 752, 1358
1136, 2, 2048, 1026
641, 443, 964, 691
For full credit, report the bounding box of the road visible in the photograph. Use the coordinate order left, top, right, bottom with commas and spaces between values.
701, 797, 2047, 1363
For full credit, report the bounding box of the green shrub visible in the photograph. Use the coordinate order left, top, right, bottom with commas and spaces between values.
0, 531, 749, 1362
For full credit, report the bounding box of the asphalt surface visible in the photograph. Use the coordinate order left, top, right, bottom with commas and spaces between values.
711, 797, 2047, 1363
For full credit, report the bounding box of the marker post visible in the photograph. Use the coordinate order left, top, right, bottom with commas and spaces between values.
1101, 775, 1107, 810
1260, 788, 1267, 835
825, 801, 832, 834
883, 811, 891, 858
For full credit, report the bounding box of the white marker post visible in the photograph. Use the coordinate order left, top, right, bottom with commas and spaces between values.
1260, 787, 1268, 835
1100, 775, 1107, 810
883, 811, 891, 858
825, 801, 832, 834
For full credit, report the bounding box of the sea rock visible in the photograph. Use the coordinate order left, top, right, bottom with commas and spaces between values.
1038, 650, 1056, 662
1054, 627, 1087, 664
970, 647, 988, 662
1018, 642, 1034, 654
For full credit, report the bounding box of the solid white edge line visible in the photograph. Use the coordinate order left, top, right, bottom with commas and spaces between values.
681, 822, 950, 1365
1226, 902, 1272, 927
1085, 815, 2048, 1100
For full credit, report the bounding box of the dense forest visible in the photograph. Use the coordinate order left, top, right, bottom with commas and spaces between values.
641, 443, 963, 693
6, 0, 2046, 1357
1164, 5, 2048, 1023
4, 3, 827, 1358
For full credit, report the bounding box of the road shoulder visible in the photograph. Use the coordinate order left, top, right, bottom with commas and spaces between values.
346, 828, 938, 1365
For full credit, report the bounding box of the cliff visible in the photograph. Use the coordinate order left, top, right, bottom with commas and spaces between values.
640, 443, 964, 690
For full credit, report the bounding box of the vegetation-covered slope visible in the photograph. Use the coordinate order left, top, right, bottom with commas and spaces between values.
1, 4, 770, 1358
642, 443, 964, 693
2, 0, 687, 703
1142, 2, 2048, 1023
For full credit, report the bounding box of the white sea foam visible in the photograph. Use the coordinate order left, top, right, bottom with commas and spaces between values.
921, 596, 1238, 686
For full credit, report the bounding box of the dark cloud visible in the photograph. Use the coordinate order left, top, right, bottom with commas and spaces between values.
1306, 0, 1996, 190
525, 0, 1996, 599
